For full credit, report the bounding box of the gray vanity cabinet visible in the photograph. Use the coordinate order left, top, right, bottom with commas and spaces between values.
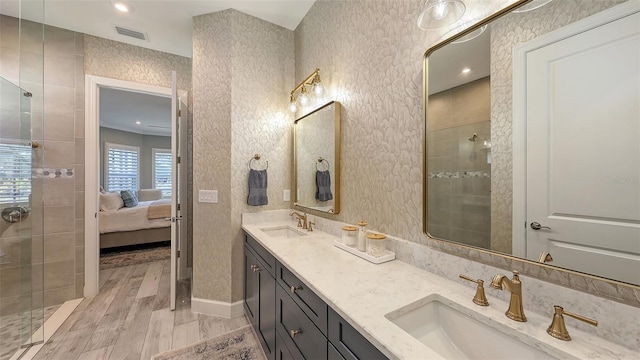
244, 232, 387, 360
244, 238, 276, 360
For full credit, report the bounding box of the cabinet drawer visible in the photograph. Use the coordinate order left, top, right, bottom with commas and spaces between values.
328, 342, 346, 360
328, 308, 387, 360
245, 233, 276, 276
276, 285, 327, 360
277, 262, 328, 333
276, 328, 303, 360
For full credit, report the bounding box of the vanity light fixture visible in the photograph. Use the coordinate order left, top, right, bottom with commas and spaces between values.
417, 0, 466, 30
288, 68, 324, 113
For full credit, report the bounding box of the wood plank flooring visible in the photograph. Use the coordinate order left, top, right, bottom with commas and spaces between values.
33, 259, 248, 360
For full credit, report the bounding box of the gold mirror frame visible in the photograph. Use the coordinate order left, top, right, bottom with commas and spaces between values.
421, 0, 640, 306
293, 101, 341, 214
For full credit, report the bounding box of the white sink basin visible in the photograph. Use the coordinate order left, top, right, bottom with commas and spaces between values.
385, 295, 557, 360
259, 225, 307, 239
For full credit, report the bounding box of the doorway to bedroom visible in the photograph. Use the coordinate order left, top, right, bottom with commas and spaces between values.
85, 75, 189, 311
98, 87, 174, 280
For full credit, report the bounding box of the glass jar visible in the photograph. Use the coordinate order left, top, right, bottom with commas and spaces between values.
341, 225, 358, 246
366, 233, 387, 257
357, 221, 368, 252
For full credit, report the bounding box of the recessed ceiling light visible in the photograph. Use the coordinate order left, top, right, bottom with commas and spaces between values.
462, 68, 471, 74
135, 121, 141, 125
113, 1, 130, 13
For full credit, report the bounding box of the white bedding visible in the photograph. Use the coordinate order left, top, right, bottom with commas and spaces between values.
99, 201, 170, 234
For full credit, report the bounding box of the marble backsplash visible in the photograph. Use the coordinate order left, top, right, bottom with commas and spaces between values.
244, 209, 640, 351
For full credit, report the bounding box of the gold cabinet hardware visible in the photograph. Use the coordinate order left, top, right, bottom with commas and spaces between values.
290, 329, 302, 338
547, 305, 597, 341
538, 252, 553, 263
491, 270, 527, 322
459, 274, 489, 306
250, 265, 261, 272
290, 285, 302, 294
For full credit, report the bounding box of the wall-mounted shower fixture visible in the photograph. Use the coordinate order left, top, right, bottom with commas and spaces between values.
468, 133, 478, 141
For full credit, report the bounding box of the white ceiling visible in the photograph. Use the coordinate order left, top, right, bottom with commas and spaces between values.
99, 87, 172, 136
1, 0, 316, 57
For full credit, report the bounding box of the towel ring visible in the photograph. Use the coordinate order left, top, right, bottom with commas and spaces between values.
248, 154, 268, 170
316, 157, 330, 171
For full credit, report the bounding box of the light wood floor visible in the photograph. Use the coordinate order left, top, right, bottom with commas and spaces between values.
33, 259, 248, 360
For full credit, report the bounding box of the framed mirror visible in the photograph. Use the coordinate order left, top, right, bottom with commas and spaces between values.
424, 0, 639, 286
294, 101, 341, 214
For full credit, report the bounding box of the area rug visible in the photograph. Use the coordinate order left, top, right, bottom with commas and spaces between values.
151, 325, 266, 360
100, 245, 171, 269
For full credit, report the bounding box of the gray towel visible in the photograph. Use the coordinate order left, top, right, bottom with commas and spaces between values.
247, 169, 268, 206
315, 170, 333, 201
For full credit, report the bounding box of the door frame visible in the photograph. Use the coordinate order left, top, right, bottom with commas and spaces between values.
511, 1, 639, 259
84, 75, 187, 297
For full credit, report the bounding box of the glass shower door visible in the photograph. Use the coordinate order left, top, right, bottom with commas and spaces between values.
0, 77, 41, 359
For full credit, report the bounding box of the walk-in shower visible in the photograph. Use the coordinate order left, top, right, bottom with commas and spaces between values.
0, 0, 46, 358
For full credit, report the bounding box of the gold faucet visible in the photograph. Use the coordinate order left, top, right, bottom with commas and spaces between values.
490, 270, 527, 322
289, 211, 307, 229
547, 305, 597, 341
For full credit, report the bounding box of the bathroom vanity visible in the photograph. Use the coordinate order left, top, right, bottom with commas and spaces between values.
242, 210, 638, 360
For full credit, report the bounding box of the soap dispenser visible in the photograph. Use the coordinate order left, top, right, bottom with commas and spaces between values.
357, 221, 368, 252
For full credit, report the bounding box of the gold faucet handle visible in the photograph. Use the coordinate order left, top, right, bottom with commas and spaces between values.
547, 305, 597, 341
459, 274, 489, 306
308, 221, 315, 232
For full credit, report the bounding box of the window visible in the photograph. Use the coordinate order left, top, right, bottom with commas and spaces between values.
105, 142, 139, 192
0, 143, 31, 204
153, 148, 172, 198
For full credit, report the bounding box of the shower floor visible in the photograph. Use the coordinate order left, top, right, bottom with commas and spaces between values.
0, 305, 59, 360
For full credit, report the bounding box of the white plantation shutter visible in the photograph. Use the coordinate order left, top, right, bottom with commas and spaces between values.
105, 142, 139, 192
0, 143, 31, 204
153, 148, 172, 197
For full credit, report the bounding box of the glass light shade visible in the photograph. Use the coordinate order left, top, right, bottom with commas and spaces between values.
512, 0, 553, 13
417, 0, 466, 30
298, 92, 309, 106
288, 100, 298, 113
313, 82, 324, 96
451, 24, 487, 44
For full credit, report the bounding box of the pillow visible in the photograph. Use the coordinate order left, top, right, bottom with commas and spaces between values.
100, 192, 124, 212
137, 189, 163, 201
121, 190, 139, 207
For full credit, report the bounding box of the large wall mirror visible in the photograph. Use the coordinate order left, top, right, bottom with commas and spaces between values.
424, 0, 639, 286
294, 101, 341, 214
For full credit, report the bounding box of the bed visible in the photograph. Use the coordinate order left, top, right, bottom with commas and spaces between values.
99, 191, 172, 249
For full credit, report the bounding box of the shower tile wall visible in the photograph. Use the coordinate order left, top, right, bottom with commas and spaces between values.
427, 77, 491, 248
0, 16, 85, 311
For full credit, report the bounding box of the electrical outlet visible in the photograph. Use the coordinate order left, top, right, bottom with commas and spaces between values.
199, 190, 218, 203
283, 189, 291, 202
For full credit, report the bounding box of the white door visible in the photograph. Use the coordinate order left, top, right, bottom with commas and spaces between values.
170, 71, 180, 310
525, 11, 640, 284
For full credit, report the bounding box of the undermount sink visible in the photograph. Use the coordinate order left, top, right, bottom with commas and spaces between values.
385, 295, 557, 360
259, 225, 307, 239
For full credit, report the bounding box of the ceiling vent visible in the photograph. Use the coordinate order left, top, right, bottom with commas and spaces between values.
114, 25, 148, 41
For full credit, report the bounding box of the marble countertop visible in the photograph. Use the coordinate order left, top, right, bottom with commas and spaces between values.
242, 217, 638, 360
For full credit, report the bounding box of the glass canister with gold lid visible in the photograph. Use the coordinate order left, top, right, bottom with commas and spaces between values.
366, 233, 387, 257
341, 225, 358, 246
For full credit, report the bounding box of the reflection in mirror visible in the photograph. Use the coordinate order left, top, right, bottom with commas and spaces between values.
294, 101, 341, 214
425, 0, 640, 286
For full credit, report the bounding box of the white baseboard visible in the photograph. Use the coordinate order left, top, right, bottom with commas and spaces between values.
191, 297, 244, 319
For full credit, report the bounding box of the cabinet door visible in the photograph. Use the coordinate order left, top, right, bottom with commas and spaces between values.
244, 246, 259, 326
245, 245, 276, 360
258, 258, 276, 360
276, 330, 303, 360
